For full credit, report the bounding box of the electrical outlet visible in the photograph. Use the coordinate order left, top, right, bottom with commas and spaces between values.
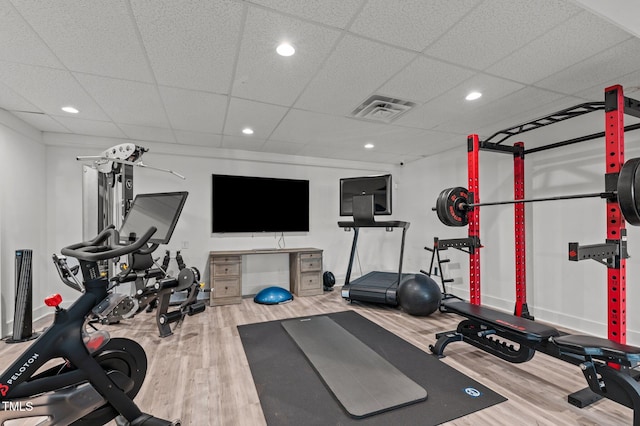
182, 241, 189, 249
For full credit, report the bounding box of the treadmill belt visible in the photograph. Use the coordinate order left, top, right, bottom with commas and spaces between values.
350, 271, 409, 289
281, 315, 427, 418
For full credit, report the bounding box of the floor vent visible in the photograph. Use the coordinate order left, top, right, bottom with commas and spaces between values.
351, 95, 416, 123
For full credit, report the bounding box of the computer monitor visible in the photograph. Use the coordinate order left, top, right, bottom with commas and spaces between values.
339, 174, 392, 216
119, 191, 188, 244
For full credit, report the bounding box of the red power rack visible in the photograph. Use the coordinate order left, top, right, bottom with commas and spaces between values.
463, 84, 640, 344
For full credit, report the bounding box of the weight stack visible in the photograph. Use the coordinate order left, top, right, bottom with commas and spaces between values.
6, 249, 39, 343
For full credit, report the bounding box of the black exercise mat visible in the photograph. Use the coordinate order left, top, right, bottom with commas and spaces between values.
238, 311, 506, 425
281, 316, 427, 418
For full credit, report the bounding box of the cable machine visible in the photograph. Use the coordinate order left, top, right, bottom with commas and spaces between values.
79, 143, 184, 275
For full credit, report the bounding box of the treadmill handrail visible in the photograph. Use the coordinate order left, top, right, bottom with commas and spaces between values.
339, 219, 410, 291
338, 220, 410, 229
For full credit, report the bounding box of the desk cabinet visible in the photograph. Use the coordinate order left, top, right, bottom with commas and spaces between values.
290, 251, 323, 297
210, 255, 242, 306
209, 248, 323, 306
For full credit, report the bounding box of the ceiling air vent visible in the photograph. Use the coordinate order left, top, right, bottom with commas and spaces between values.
351, 95, 416, 123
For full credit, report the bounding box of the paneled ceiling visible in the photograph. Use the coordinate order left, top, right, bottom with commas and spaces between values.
1, 0, 640, 164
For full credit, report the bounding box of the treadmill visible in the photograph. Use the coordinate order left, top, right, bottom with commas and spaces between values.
338, 194, 411, 306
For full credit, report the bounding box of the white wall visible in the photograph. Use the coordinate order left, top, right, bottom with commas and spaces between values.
0, 111, 47, 337
44, 135, 405, 299
399, 121, 640, 344
8, 101, 640, 345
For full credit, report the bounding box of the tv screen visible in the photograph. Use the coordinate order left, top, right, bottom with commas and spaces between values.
211, 175, 309, 233
119, 191, 188, 244
340, 174, 392, 216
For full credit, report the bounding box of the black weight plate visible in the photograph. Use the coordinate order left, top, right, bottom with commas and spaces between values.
435, 187, 469, 227
618, 157, 640, 226
435, 188, 453, 226
436, 188, 460, 226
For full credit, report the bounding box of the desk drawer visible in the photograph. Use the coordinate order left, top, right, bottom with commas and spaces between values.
299, 272, 320, 291
212, 255, 241, 263
213, 279, 241, 298
300, 256, 322, 272
213, 262, 240, 277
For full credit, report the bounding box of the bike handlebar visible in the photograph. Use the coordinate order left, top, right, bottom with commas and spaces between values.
61, 225, 157, 262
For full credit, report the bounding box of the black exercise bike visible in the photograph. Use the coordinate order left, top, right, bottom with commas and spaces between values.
0, 225, 179, 425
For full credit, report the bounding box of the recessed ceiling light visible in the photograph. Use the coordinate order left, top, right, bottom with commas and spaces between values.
465, 91, 482, 101
242, 127, 254, 135
364, 143, 374, 149
61, 106, 79, 114
276, 42, 295, 57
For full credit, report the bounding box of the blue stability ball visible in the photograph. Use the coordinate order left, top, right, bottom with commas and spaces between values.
254, 286, 294, 305
397, 274, 442, 316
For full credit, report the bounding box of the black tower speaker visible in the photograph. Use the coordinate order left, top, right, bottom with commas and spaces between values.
6, 249, 39, 343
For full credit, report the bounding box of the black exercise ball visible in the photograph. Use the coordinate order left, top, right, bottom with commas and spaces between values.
397, 274, 442, 316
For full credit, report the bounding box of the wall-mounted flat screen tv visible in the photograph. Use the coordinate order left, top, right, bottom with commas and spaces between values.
212, 174, 309, 233
339, 174, 392, 216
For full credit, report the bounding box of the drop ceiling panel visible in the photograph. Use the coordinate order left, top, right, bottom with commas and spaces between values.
0, 63, 109, 119
249, 0, 365, 28
377, 57, 475, 104
437, 86, 567, 135
224, 98, 288, 138
0, 0, 62, 68
366, 128, 449, 155
75, 73, 168, 127
221, 135, 266, 152
131, 0, 244, 92
261, 139, 305, 156
534, 37, 640, 96
294, 35, 415, 115
12, 112, 69, 133
1, 0, 640, 165
418, 133, 467, 157
393, 100, 461, 131
486, 12, 632, 84
573, 70, 640, 101
271, 108, 388, 146
296, 143, 402, 164
396, 73, 524, 131
117, 124, 176, 144
53, 116, 127, 138
232, 6, 341, 106
425, 0, 583, 70
385, 131, 465, 158
349, 0, 481, 51
174, 130, 223, 147
159, 86, 227, 133
0, 82, 41, 113
487, 12, 629, 84
574, 0, 640, 39
12, 0, 153, 82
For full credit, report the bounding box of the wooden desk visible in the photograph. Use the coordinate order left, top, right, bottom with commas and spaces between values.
209, 248, 323, 306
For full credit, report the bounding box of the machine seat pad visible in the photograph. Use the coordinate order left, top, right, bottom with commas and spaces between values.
553, 334, 640, 363
443, 300, 560, 342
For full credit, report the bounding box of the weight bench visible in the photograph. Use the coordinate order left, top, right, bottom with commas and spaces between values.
431, 300, 640, 425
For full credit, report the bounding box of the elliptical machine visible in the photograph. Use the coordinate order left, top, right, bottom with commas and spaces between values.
0, 191, 188, 425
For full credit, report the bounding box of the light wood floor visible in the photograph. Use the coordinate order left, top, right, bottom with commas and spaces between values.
0, 289, 634, 425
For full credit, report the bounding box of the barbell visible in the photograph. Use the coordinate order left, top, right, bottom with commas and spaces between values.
434, 157, 640, 227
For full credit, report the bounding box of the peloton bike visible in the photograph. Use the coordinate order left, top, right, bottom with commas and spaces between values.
0, 191, 188, 425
